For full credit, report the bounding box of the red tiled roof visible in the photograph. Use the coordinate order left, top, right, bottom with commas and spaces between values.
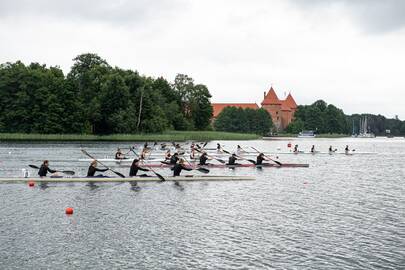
212, 103, 259, 117
261, 87, 281, 105
281, 101, 292, 111
284, 93, 297, 109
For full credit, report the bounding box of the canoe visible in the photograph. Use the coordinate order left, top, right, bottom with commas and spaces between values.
0, 175, 255, 183
146, 163, 309, 168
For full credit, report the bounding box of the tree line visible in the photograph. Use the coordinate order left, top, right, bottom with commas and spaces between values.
286, 100, 405, 136
0, 53, 213, 134
214, 107, 273, 135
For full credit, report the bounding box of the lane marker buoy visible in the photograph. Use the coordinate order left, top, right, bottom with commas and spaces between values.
65, 207, 74, 215
28, 181, 35, 187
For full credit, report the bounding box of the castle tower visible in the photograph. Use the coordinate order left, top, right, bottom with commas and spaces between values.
261, 87, 282, 130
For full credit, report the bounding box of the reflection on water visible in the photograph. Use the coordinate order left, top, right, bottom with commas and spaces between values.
0, 138, 405, 269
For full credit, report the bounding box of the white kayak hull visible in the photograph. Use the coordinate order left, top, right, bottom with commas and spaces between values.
0, 175, 255, 183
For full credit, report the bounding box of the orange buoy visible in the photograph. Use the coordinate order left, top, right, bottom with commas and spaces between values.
28, 181, 35, 187
65, 207, 74, 215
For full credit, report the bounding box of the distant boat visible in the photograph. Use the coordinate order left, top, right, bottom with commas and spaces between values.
356, 116, 375, 138
298, 130, 316, 138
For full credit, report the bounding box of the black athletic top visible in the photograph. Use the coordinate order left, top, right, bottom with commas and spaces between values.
227, 156, 238, 165
256, 155, 265, 165
172, 164, 192, 176
170, 155, 179, 165
87, 166, 108, 177
38, 165, 56, 177
129, 164, 148, 176
199, 155, 209, 165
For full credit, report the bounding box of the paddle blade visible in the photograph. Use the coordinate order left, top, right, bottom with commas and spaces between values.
154, 172, 166, 182
272, 160, 282, 166
223, 149, 231, 155
215, 158, 226, 164
197, 167, 210, 174
247, 159, 256, 164
112, 170, 125, 178
62, 170, 75, 175
29, 164, 39, 169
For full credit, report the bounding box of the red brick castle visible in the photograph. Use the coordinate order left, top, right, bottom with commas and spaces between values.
212, 87, 297, 131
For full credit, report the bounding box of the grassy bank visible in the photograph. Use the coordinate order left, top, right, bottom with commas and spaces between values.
0, 131, 260, 142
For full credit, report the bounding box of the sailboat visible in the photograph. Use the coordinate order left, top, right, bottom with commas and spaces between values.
357, 116, 376, 138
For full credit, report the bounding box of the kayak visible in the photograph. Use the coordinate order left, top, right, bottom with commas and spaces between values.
145, 163, 309, 168
0, 175, 255, 183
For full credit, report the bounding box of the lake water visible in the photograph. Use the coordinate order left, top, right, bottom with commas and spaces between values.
1, 138, 404, 269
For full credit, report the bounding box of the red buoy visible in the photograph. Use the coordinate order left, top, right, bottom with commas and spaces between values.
28, 181, 35, 187
287, 142, 292, 148
65, 207, 74, 215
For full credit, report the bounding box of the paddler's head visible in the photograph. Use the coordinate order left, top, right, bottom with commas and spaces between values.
259, 153, 264, 157
43, 160, 49, 166
91, 160, 97, 167
174, 153, 178, 156
132, 159, 139, 165
179, 158, 185, 164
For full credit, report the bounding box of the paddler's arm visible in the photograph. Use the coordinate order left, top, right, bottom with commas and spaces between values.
95, 168, 108, 172
47, 168, 57, 173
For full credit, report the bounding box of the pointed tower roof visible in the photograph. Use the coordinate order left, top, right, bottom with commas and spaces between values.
261, 87, 281, 105
284, 92, 297, 109
281, 101, 291, 111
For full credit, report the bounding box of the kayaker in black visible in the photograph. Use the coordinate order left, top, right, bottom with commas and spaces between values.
170, 153, 179, 164
256, 153, 269, 165
165, 150, 172, 161
329, 145, 333, 153
345, 145, 350, 154
172, 159, 192, 176
227, 154, 239, 165
129, 159, 149, 177
38, 160, 56, 177
311, 145, 315, 153
87, 160, 108, 177
199, 152, 211, 166
293, 145, 299, 153
115, 148, 125, 160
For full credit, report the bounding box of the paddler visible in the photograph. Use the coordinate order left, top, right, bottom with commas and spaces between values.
345, 145, 350, 154
87, 160, 108, 177
311, 145, 316, 153
216, 143, 223, 153
115, 148, 126, 160
227, 153, 239, 165
165, 149, 172, 161
329, 145, 333, 153
293, 144, 299, 153
190, 143, 196, 159
169, 152, 179, 164
199, 152, 211, 166
171, 158, 193, 177
256, 153, 270, 165
38, 160, 56, 177
129, 159, 149, 177
237, 145, 246, 154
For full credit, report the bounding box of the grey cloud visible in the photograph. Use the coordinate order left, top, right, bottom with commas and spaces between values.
0, 0, 185, 25
290, 0, 405, 33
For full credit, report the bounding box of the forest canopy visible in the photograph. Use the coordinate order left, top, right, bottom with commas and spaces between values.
0, 53, 213, 134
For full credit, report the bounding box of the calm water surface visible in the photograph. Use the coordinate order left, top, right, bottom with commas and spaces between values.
1, 138, 404, 269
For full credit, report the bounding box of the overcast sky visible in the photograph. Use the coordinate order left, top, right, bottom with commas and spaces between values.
1, 0, 404, 118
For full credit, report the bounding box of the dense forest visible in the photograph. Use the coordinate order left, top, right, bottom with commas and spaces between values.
214, 107, 273, 135
286, 100, 405, 136
0, 53, 213, 134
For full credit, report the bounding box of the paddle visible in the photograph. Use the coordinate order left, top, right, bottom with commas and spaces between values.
130, 147, 166, 182
28, 164, 75, 175
222, 149, 256, 164
81, 149, 125, 178
183, 157, 210, 174
194, 148, 226, 164
250, 147, 283, 166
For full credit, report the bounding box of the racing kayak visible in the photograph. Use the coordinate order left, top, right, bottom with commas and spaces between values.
0, 175, 255, 183
147, 163, 309, 168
